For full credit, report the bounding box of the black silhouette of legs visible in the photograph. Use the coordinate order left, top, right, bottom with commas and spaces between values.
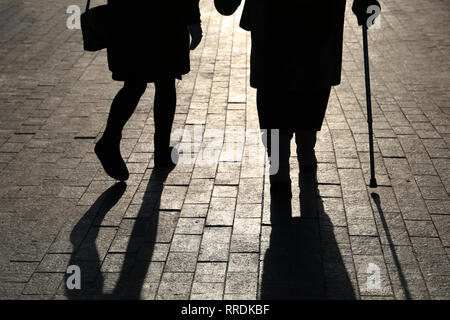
257, 87, 326, 223
260, 128, 293, 224
262, 130, 319, 224
96, 80, 147, 181
266, 131, 292, 190
256, 85, 329, 175
103, 80, 147, 141
268, 131, 293, 224
153, 77, 177, 166
96, 77, 178, 179
103, 81, 147, 141
262, 130, 318, 181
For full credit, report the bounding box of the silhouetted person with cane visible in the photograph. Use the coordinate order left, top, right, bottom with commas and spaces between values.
215, 0, 381, 223
95, 1, 202, 181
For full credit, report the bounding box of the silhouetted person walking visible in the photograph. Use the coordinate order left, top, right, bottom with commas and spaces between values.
215, 0, 380, 223
95, 1, 202, 181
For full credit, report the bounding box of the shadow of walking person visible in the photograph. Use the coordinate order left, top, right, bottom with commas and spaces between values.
260, 169, 356, 300
65, 165, 175, 299
65, 182, 127, 300
110, 165, 175, 299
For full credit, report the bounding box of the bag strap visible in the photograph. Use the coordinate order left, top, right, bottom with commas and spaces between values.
85, 0, 91, 12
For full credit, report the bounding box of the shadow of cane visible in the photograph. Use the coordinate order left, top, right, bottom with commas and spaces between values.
371, 193, 411, 300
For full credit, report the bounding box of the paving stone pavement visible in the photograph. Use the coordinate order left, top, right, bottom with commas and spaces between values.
0, 0, 449, 300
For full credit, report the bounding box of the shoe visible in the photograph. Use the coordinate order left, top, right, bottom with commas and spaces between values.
154, 147, 178, 167
95, 137, 129, 181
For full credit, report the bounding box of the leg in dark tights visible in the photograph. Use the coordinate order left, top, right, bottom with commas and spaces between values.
153, 77, 177, 166
103, 80, 147, 141
96, 80, 147, 181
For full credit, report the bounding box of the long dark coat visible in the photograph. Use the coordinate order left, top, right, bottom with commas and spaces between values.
239, 0, 347, 90
107, 0, 201, 82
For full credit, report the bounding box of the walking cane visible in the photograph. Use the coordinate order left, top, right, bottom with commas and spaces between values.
362, 25, 377, 188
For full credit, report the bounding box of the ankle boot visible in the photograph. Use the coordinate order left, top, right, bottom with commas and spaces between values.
154, 146, 178, 167
95, 135, 129, 181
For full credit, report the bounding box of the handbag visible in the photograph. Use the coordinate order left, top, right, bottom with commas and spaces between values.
81, 0, 110, 51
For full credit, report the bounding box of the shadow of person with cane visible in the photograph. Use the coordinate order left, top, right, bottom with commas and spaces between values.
260, 168, 356, 299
